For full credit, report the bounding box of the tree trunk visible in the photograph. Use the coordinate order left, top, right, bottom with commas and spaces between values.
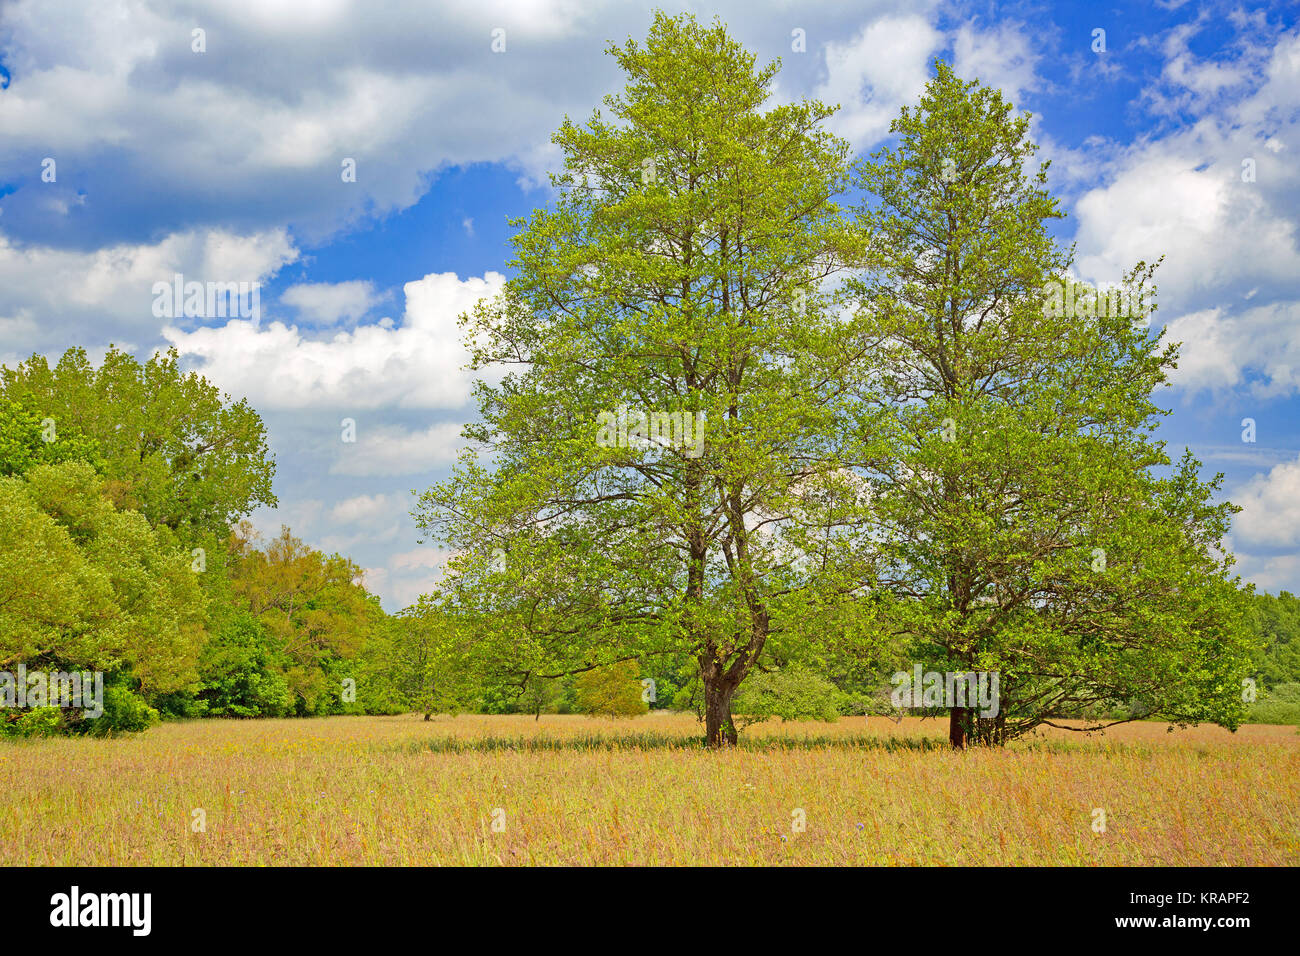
704, 678, 738, 748
949, 706, 967, 750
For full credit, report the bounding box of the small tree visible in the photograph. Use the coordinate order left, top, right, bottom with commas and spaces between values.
574, 661, 649, 718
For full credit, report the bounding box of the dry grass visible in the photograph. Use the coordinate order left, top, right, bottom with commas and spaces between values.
1, 713, 1296, 865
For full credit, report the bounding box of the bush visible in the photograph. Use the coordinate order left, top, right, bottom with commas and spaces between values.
81, 682, 160, 736
194, 613, 294, 718
0, 706, 64, 739
733, 667, 846, 724
574, 661, 649, 717
1248, 682, 1300, 725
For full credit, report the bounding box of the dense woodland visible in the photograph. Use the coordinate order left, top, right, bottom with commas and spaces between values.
3, 15, 1299, 742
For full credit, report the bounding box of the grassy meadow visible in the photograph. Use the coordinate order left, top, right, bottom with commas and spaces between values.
2, 713, 1296, 866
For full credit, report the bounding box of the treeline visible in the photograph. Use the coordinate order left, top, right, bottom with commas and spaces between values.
2, 345, 1296, 734
387, 597, 1300, 726
0, 347, 392, 735
1244, 591, 1300, 723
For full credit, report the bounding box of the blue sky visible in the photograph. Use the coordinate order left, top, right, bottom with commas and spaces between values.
1, 0, 1298, 609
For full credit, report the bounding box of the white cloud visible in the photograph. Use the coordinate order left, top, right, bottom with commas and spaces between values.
0, 227, 298, 354
1231, 550, 1300, 593
281, 280, 381, 325
1231, 455, 1300, 548
1070, 28, 1300, 398
1163, 301, 1300, 396
365, 546, 449, 608
164, 270, 505, 410
390, 547, 446, 572
814, 15, 942, 150
952, 20, 1040, 107
330, 492, 395, 524
1074, 152, 1300, 302
331, 422, 467, 477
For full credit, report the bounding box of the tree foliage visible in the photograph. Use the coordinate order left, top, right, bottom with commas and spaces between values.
226, 524, 383, 714
0, 461, 207, 695
2, 346, 276, 543
574, 661, 649, 718
848, 62, 1253, 745
415, 12, 886, 747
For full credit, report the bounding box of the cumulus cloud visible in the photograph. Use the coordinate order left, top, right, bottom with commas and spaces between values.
163, 270, 505, 410
0, 227, 298, 356
814, 14, 943, 149
281, 280, 381, 325
363, 546, 449, 608
1162, 301, 1300, 396
1231, 455, 1300, 549
951, 20, 1040, 107
1230, 549, 1300, 594
1071, 27, 1300, 399
330, 492, 395, 524
330, 422, 468, 477
0, 0, 616, 246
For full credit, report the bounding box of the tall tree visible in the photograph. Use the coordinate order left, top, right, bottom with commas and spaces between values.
415, 12, 883, 746
850, 62, 1253, 747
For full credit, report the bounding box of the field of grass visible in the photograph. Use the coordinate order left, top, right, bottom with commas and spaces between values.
2, 713, 1296, 866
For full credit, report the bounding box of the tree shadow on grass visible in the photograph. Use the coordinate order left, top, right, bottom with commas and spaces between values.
403, 732, 950, 755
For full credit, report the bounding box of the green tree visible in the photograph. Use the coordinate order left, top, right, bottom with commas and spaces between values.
573, 661, 649, 717
227, 524, 384, 714
732, 666, 846, 724
2, 346, 275, 543
0, 461, 207, 701
0, 393, 101, 476
376, 597, 478, 718
849, 63, 1254, 747
192, 611, 296, 718
1247, 591, 1300, 688
415, 13, 884, 747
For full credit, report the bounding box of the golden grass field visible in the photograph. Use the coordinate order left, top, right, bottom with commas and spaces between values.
1, 713, 1296, 866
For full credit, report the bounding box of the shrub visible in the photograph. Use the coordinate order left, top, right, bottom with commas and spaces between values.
733, 667, 846, 724
0, 706, 64, 739
574, 661, 649, 717
1248, 682, 1300, 725
81, 683, 160, 736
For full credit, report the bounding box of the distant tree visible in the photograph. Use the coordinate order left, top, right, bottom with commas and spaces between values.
521, 674, 561, 720
227, 524, 383, 714
378, 597, 478, 718
733, 666, 845, 724
1247, 591, 1300, 688
574, 661, 649, 718
193, 611, 296, 718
